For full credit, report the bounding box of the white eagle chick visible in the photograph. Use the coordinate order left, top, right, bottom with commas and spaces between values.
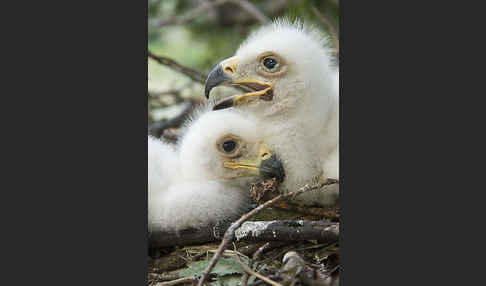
205, 19, 338, 207
148, 106, 284, 234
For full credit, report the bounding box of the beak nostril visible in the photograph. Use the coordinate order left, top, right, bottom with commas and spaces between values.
224, 66, 234, 74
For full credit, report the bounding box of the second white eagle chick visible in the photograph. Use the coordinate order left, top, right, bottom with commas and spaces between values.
205, 19, 338, 207
148, 105, 284, 234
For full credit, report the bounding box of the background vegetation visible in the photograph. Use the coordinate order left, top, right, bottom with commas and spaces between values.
148, 0, 339, 126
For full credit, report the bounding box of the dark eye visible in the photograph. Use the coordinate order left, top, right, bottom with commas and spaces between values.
263, 57, 278, 70
222, 140, 237, 153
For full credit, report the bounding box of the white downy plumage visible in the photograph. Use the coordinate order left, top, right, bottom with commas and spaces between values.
148, 104, 283, 233
205, 19, 339, 207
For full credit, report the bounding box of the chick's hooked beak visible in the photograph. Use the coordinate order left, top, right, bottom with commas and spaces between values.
205, 56, 274, 110
223, 142, 285, 183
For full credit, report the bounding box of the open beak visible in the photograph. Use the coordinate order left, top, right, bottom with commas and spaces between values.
205, 56, 273, 110
223, 142, 285, 183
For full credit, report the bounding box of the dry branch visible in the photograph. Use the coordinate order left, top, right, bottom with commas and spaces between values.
311, 6, 339, 52
148, 50, 248, 95
229, 0, 269, 24
149, 81, 194, 105
148, 50, 207, 84
148, 99, 197, 138
149, 222, 222, 249
235, 220, 338, 242
153, 0, 231, 27
274, 204, 339, 220
241, 242, 270, 286
155, 277, 197, 286
196, 179, 339, 286
238, 241, 291, 258
234, 252, 283, 286
149, 220, 338, 248
148, 273, 180, 283
277, 251, 339, 286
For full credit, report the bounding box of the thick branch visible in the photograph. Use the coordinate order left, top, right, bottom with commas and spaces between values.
235, 220, 338, 242
149, 222, 220, 249
149, 220, 338, 248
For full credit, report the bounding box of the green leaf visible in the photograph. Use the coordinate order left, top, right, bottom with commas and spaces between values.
179, 257, 248, 277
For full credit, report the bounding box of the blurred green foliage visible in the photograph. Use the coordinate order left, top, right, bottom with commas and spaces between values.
148, 0, 339, 123
148, 0, 338, 71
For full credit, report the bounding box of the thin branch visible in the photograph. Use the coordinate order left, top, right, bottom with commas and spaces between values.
273, 203, 339, 219
328, 265, 339, 276
153, 0, 231, 27
208, 249, 250, 262
149, 89, 182, 98
148, 273, 180, 284
148, 50, 248, 94
196, 179, 339, 286
155, 277, 197, 286
148, 50, 207, 84
148, 99, 196, 139
252, 242, 270, 262
241, 242, 270, 286
311, 6, 339, 51
229, 0, 269, 24
234, 251, 283, 286
149, 81, 194, 100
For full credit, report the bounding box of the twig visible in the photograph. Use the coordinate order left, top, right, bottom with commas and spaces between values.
229, 0, 268, 24
294, 242, 336, 252
196, 179, 339, 286
311, 6, 339, 51
208, 249, 250, 261
148, 273, 180, 283
241, 242, 270, 286
252, 242, 269, 265
273, 203, 339, 219
278, 251, 340, 286
155, 277, 197, 286
327, 265, 339, 276
148, 50, 207, 84
235, 251, 283, 286
149, 89, 182, 98
148, 50, 248, 94
149, 81, 194, 103
148, 99, 196, 138
153, 0, 231, 27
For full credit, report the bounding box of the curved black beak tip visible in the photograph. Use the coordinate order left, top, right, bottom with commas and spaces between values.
259, 154, 286, 183
212, 97, 235, 110
204, 81, 213, 99
205, 63, 232, 99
